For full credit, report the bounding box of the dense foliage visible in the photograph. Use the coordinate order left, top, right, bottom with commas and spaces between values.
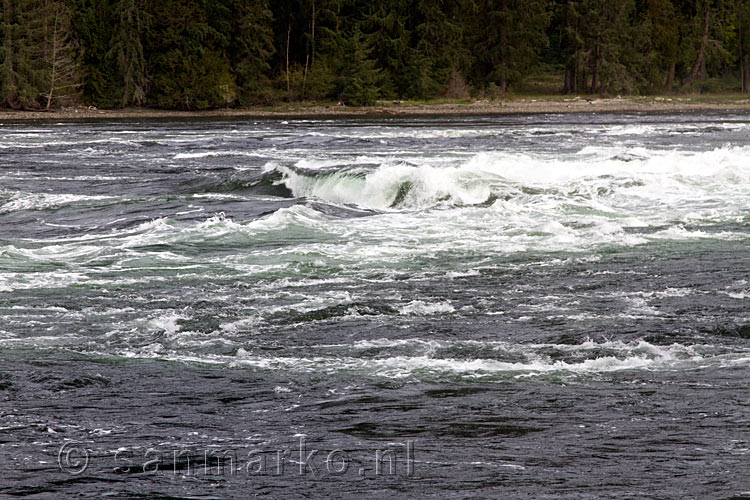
1, 0, 750, 109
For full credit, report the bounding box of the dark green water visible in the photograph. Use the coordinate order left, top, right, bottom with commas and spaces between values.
1, 113, 749, 499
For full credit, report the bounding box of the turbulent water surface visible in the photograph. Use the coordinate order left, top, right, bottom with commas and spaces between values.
1, 113, 749, 499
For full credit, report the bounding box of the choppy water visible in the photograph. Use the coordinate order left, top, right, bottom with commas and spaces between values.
1, 113, 749, 499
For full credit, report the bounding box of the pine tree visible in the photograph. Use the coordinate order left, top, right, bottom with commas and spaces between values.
0, 0, 17, 107
339, 25, 380, 105
560, 0, 583, 93
145, 0, 235, 109
680, 0, 733, 89
228, 0, 275, 104
304, 0, 359, 100
1, 0, 80, 109
641, 0, 680, 92
412, 0, 470, 98
70, 0, 118, 107
590, 0, 637, 94
44, 1, 80, 109
1, 0, 47, 108
362, 0, 415, 98
560, 0, 637, 94
470, 0, 551, 97
108, 0, 147, 107
738, 0, 750, 93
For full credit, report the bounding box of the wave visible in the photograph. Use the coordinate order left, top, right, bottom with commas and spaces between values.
173, 150, 266, 160
271, 145, 750, 213
0, 192, 118, 214
2, 144, 747, 276
108, 338, 750, 381
277, 163, 503, 210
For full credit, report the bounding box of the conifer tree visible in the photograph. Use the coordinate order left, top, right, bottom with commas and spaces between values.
339, 25, 381, 105
0, 0, 17, 107
560, 0, 583, 93
7, 0, 750, 108
738, 0, 750, 93
1, 0, 48, 108
228, 0, 275, 104
108, 0, 147, 107
44, 1, 81, 109
363, 0, 415, 98
145, 0, 234, 109
470, 0, 551, 97
641, 0, 680, 92
412, 0, 470, 98
680, 0, 733, 89
70, 0, 117, 106
1, 0, 80, 109
584, 0, 637, 94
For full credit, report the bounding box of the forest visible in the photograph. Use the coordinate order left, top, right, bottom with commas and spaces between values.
1, 0, 750, 110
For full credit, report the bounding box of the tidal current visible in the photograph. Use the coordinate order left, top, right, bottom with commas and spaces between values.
1, 113, 749, 499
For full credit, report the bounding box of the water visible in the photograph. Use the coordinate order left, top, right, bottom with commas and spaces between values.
1, 113, 749, 499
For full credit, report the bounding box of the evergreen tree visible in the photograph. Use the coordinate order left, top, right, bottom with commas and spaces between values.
339, 25, 381, 105
640, 0, 680, 92
44, 1, 80, 109
145, 0, 234, 109
413, 0, 470, 98
0, 0, 18, 107
680, 0, 733, 89
559, 0, 583, 93
7, 0, 750, 108
71, 0, 118, 107
227, 0, 275, 104
362, 0, 415, 98
304, 0, 358, 100
108, 0, 147, 107
738, 0, 750, 93
470, 0, 551, 97
1, 0, 81, 109
1, 0, 47, 108
586, 0, 638, 94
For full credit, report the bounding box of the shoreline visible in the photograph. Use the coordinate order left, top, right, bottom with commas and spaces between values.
2, 97, 750, 120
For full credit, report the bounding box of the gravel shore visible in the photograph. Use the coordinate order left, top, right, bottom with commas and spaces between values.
2, 97, 750, 120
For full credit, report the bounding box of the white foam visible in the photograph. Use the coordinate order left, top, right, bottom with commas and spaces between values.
279, 161, 499, 210
0, 192, 116, 213
108, 339, 750, 381
145, 312, 186, 335
220, 317, 262, 334
399, 300, 455, 315
173, 150, 264, 159
271, 144, 748, 253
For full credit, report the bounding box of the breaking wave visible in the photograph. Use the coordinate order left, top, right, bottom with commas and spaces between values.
272, 145, 750, 214
110, 338, 750, 381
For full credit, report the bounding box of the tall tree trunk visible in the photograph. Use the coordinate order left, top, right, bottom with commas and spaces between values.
740, 1, 749, 94
285, 25, 291, 94
682, 8, 710, 89
666, 62, 675, 92
590, 46, 600, 94
564, 66, 576, 94
580, 65, 586, 94
43, 0, 50, 57
46, 8, 59, 110
561, 0, 578, 94
311, 0, 315, 65
303, 53, 309, 95
699, 52, 707, 79
1, 0, 15, 107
